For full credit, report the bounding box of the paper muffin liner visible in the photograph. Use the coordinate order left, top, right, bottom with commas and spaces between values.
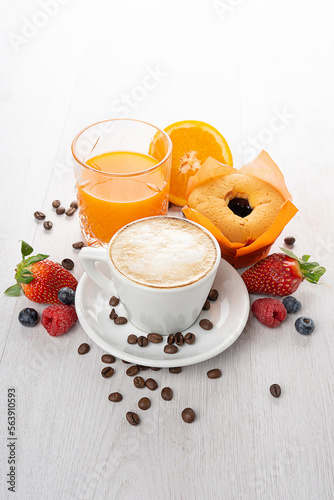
183, 151, 298, 268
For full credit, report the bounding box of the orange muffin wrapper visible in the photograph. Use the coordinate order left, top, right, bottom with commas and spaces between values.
183, 152, 298, 268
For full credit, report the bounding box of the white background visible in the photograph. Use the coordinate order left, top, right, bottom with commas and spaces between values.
1, 0, 334, 499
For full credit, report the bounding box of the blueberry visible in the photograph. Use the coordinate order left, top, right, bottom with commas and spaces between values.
58, 287, 75, 305
295, 317, 315, 335
282, 296, 301, 314
18, 308, 39, 327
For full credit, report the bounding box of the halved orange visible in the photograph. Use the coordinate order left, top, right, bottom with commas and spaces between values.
151, 120, 233, 206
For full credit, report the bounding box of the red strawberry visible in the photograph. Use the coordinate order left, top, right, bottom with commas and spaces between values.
241, 248, 326, 296
41, 304, 78, 336
4, 241, 77, 303
251, 298, 287, 328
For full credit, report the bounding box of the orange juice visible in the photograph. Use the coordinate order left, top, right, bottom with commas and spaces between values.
76, 151, 169, 244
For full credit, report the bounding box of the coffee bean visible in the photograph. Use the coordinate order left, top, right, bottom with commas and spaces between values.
164, 344, 178, 354
114, 316, 127, 325
270, 384, 281, 398
109, 296, 120, 307
61, 258, 74, 270
202, 300, 210, 310
101, 354, 115, 364
122, 360, 131, 364
52, 200, 61, 208
109, 309, 118, 320
43, 221, 53, 230
77, 343, 90, 355
145, 378, 158, 391
65, 207, 76, 216
182, 407, 196, 423
175, 332, 184, 346
167, 334, 175, 345
133, 376, 145, 388
126, 365, 139, 377
150, 367, 161, 371
136, 365, 148, 371
34, 211, 46, 220
70, 200, 78, 209
199, 319, 213, 330
184, 332, 196, 344
138, 336, 148, 347
127, 334, 138, 345
126, 411, 140, 426
207, 368, 222, 379
147, 333, 163, 344
101, 366, 114, 378
72, 241, 85, 250
56, 206, 65, 215
138, 397, 151, 410
169, 367, 182, 374
161, 387, 173, 401
208, 289, 218, 301
108, 392, 122, 402
284, 236, 295, 246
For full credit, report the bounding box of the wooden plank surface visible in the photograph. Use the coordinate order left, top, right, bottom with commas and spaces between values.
1, 0, 334, 499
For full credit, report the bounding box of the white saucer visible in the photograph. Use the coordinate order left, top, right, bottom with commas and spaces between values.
75, 259, 250, 368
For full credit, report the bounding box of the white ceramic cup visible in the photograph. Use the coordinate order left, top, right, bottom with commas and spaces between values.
79, 216, 221, 334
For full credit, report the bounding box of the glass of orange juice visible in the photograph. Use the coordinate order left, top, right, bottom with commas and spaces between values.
71, 119, 172, 247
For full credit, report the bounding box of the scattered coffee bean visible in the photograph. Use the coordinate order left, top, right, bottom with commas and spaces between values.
138, 397, 151, 410
169, 367, 182, 374
127, 334, 138, 345
109, 296, 120, 307
182, 407, 196, 423
126, 411, 140, 426
101, 366, 114, 378
65, 207, 76, 216
70, 200, 78, 209
207, 368, 222, 379
101, 354, 115, 364
270, 384, 281, 398
126, 365, 139, 377
137, 365, 148, 371
122, 360, 131, 364
184, 332, 196, 344
114, 316, 127, 325
150, 367, 161, 371
202, 300, 210, 310
208, 289, 219, 301
161, 387, 173, 401
108, 392, 122, 402
43, 221, 53, 230
167, 334, 175, 345
72, 241, 85, 250
164, 344, 178, 354
145, 378, 158, 391
109, 309, 118, 320
77, 343, 90, 355
133, 376, 145, 389
175, 332, 184, 346
56, 206, 65, 215
199, 319, 213, 330
61, 258, 74, 270
52, 200, 61, 208
147, 333, 163, 344
138, 336, 148, 347
284, 236, 295, 246
34, 211, 46, 220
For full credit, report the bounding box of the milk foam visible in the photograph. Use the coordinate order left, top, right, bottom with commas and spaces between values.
109, 217, 217, 288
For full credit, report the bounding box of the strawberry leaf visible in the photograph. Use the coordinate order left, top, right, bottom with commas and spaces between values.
279, 247, 298, 260
4, 284, 21, 296
302, 255, 310, 262
24, 254, 49, 266
20, 241, 33, 258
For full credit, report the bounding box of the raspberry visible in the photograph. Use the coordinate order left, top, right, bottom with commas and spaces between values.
41, 304, 78, 336
251, 298, 287, 328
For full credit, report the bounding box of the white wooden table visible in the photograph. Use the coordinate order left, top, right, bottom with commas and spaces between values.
1, 1, 334, 499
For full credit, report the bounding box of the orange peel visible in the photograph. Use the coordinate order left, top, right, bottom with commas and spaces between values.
183, 151, 298, 268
